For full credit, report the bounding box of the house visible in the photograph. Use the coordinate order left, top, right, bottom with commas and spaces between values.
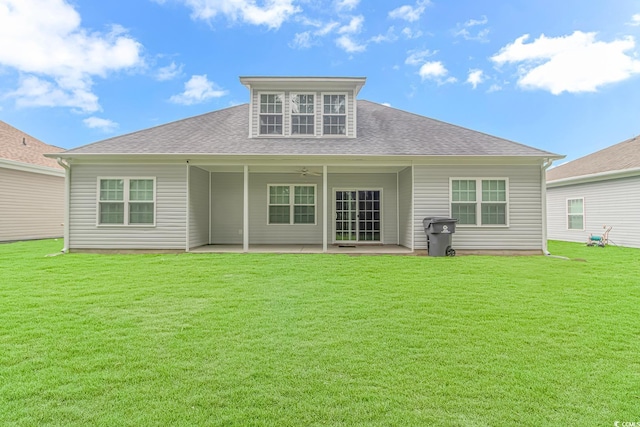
48, 76, 562, 254
0, 120, 65, 242
547, 134, 640, 248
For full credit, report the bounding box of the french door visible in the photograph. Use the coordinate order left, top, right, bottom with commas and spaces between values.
335, 190, 381, 242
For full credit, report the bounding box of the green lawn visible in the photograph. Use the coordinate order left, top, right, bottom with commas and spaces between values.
1, 240, 639, 426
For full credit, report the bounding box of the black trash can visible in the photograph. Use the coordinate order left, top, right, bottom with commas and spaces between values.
423, 217, 458, 257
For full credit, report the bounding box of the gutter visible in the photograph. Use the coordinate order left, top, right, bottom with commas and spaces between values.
56, 158, 71, 253
541, 158, 554, 256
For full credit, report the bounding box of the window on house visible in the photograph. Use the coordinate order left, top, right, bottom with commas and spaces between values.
291, 94, 314, 135
268, 185, 316, 224
259, 93, 283, 135
567, 198, 584, 230
98, 178, 155, 225
323, 94, 346, 135
450, 178, 508, 226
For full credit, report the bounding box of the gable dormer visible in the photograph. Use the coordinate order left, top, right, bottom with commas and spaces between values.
240, 76, 366, 139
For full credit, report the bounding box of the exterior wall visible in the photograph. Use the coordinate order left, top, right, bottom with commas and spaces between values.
250, 90, 356, 138
547, 176, 640, 248
398, 167, 413, 248
188, 166, 209, 249
328, 173, 398, 245
0, 167, 64, 241
210, 172, 244, 244
68, 163, 187, 250
413, 164, 543, 250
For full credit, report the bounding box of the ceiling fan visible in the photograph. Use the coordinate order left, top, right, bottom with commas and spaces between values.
295, 167, 322, 176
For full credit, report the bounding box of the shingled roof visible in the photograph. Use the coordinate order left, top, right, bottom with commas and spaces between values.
61, 100, 559, 158
0, 121, 64, 169
547, 134, 640, 182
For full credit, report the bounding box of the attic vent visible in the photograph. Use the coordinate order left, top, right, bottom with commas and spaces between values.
22, 137, 26, 146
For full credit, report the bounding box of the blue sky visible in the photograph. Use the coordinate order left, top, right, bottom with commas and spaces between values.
1, 0, 639, 162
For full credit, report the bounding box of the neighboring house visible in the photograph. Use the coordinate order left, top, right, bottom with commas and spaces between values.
0, 121, 65, 242
547, 134, 640, 248
48, 76, 562, 253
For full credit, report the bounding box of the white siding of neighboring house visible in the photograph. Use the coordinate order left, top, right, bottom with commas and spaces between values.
547, 175, 640, 248
188, 166, 209, 249
249, 90, 356, 138
210, 172, 244, 244
398, 167, 413, 248
68, 163, 187, 250
413, 164, 544, 251
0, 167, 64, 241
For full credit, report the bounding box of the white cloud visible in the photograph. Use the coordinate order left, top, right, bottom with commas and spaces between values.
338, 15, 364, 34
316, 21, 340, 36
0, 0, 143, 113
453, 15, 489, 42
173, 0, 299, 29
156, 62, 183, 81
335, 0, 359, 11
170, 75, 228, 105
388, 0, 429, 22
83, 116, 119, 132
629, 13, 640, 26
401, 27, 422, 39
290, 31, 313, 49
418, 61, 456, 84
335, 35, 366, 53
466, 69, 484, 89
370, 26, 397, 43
487, 84, 502, 93
492, 31, 640, 94
405, 49, 435, 66
381, 102, 391, 107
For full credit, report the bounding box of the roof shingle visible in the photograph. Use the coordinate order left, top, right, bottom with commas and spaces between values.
0, 121, 64, 169
62, 100, 559, 158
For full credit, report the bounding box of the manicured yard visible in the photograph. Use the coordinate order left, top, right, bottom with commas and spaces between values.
1, 240, 639, 426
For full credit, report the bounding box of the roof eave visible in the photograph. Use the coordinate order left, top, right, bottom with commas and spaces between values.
547, 166, 640, 187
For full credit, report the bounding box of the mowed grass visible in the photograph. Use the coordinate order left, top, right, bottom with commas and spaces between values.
1, 240, 639, 426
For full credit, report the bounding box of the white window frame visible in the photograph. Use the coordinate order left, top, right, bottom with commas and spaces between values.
321, 92, 348, 136
258, 92, 284, 136
96, 177, 156, 227
290, 93, 316, 136
449, 178, 510, 227
566, 197, 585, 231
267, 184, 317, 225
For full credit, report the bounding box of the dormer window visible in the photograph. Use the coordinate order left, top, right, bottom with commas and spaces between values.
259, 93, 283, 135
291, 94, 315, 135
323, 94, 346, 135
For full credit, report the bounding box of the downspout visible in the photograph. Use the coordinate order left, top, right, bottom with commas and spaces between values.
541, 158, 553, 256
56, 158, 70, 253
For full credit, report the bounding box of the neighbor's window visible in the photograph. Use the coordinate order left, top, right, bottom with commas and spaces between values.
98, 178, 155, 226
451, 178, 508, 226
268, 185, 316, 225
323, 94, 346, 135
291, 94, 315, 135
259, 93, 283, 135
567, 198, 584, 230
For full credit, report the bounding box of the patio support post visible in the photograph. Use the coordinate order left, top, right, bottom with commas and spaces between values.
323, 165, 328, 252
243, 165, 249, 252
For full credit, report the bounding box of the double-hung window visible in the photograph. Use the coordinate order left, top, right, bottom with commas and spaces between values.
98, 178, 155, 226
323, 94, 346, 135
451, 178, 508, 226
567, 198, 584, 230
291, 94, 315, 135
259, 93, 283, 135
268, 185, 316, 225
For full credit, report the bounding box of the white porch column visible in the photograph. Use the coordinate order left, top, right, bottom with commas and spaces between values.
322, 165, 328, 252
243, 165, 249, 252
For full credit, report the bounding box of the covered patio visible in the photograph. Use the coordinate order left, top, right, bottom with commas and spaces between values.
189, 244, 415, 255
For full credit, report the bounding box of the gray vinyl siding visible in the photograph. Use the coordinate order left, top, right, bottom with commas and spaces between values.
188, 166, 209, 249
328, 173, 398, 245
250, 90, 356, 138
547, 175, 640, 248
249, 173, 324, 244
398, 167, 413, 248
413, 164, 543, 250
68, 164, 187, 250
0, 167, 64, 241
210, 172, 244, 244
